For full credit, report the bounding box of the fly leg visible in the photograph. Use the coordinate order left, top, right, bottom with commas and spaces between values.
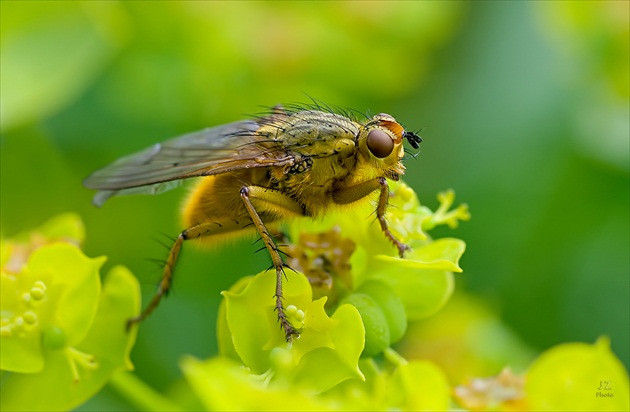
239, 185, 305, 341
333, 177, 409, 257
374, 177, 410, 257
126, 221, 226, 331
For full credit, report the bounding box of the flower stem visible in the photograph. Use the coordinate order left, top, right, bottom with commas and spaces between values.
383, 347, 408, 367
109, 371, 184, 411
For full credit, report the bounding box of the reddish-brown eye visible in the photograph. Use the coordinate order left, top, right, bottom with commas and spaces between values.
366, 129, 394, 158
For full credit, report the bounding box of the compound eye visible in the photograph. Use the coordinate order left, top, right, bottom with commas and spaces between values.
367, 129, 394, 158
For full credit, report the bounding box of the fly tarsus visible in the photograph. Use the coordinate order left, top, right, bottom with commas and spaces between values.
383, 228, 410, 258
241, 185, 301, 341
375, 177, 410, 258
275, 289, 300, 341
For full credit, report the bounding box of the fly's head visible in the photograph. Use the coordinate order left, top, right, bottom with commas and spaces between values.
358, 113, 422, 180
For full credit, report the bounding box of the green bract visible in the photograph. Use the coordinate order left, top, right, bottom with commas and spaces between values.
208, 181, 469, 407
0, 214, 140, 411
355, 280, 407, 345
221, 269, 365, 393
1, 243, 104, 373
340, 292, 390, 358
181, 356, 332, 411
384, 359, 451, 411
526, 337, 630, 411
283, 181, 467, 355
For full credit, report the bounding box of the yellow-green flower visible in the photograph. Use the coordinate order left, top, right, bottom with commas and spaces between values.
219, 269, 365, 393
210, 181, 469, 408
1, 243, 104, 374
0, 214, 140, 411
526, 337, 630, 412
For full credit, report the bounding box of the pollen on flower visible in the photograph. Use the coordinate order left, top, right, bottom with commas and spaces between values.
1, 312, 13, 336
23, 311, 38, 325
30, 282, 46, 300
1, 276, 48, 342
21, 292, 32, 305
286, 305, 298, 317
285, 305, 306, 329
1, 310, 39, 338
294, 309, 305, 323
22, 281, 47, 306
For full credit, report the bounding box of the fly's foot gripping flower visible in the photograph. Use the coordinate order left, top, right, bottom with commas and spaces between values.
219, 268, 365, 393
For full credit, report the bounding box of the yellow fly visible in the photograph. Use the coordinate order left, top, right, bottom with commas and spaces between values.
84, 103, 422, 340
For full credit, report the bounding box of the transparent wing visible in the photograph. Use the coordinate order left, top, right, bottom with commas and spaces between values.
84, 118, 292, 206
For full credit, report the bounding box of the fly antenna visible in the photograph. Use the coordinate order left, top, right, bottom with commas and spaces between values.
403, 130, 422, 149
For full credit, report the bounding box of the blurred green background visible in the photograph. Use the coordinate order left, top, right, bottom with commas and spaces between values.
1, 0, 628, 406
